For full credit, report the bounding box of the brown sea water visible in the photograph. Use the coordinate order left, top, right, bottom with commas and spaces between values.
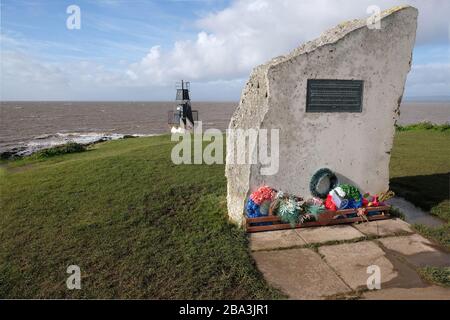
0, 101, 449, 154
0, 101, 236, 154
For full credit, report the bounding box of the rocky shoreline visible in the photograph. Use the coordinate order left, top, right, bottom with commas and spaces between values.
0, 132, 156, 159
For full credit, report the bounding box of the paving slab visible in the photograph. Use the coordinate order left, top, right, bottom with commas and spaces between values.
249, 229, 306, 251
295, 225, 364, 245
318, 241, 423, 290
378, 234, 450, 268
362, 286, 450, 300
386, 197, 445, 227
353, 218, 413, 237
252, 248, 351, 299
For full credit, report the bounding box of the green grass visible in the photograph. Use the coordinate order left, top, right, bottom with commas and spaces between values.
413, 224, 450, 248
0, 135, 281, 299
1, 129, 449, 298
388, 206, 406, 220
395, 121, 450, 132
0, 142, 87, 161
418, 266, 450, 287
390, 130, 450, 247
32, 142, 87, 159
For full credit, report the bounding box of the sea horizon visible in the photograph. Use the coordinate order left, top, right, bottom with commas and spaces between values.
2, 97, 450, 103
1, 100, 449, 157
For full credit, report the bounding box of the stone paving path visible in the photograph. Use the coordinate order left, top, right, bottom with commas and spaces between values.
386, 197, 445, 227
249, 218, 450, 300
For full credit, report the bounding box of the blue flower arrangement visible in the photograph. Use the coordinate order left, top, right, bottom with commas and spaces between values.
246, 198, 263, 218
343, 194, 363, 209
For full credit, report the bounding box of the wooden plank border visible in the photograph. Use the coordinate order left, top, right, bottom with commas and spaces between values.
245, 206, 391, 233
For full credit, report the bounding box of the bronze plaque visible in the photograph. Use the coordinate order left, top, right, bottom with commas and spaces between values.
306, 79, 363, 112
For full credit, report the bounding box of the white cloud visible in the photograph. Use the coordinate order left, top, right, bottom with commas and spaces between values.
126, 0, 450, 87
1, 0, 449, 100
0, 50, 131, 100
1, 50, 68, 99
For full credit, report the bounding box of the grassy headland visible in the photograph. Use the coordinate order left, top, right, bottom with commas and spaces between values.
395, 121, 450, 132
0, 135, 281, 299
1, 128, 449, 298
390, 128, 450, 247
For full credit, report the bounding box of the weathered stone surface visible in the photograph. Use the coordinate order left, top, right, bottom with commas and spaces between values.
318, 241, 418, 290
252, 248, 351, 299
226, 6, 418, 225
295, 225, 364, 244
362, 286, 450, 300
379, 234, 450, 268
249, 229, 306, 251
353, 218, 413, 237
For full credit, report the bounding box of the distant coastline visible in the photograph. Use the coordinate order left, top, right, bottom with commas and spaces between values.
403, 96, 450, 102
1, 100, 449, 157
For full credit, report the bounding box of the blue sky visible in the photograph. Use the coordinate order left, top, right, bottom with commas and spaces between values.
1, 0, 449, 100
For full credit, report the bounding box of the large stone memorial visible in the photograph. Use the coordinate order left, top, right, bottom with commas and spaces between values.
226, 6, 418, 225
